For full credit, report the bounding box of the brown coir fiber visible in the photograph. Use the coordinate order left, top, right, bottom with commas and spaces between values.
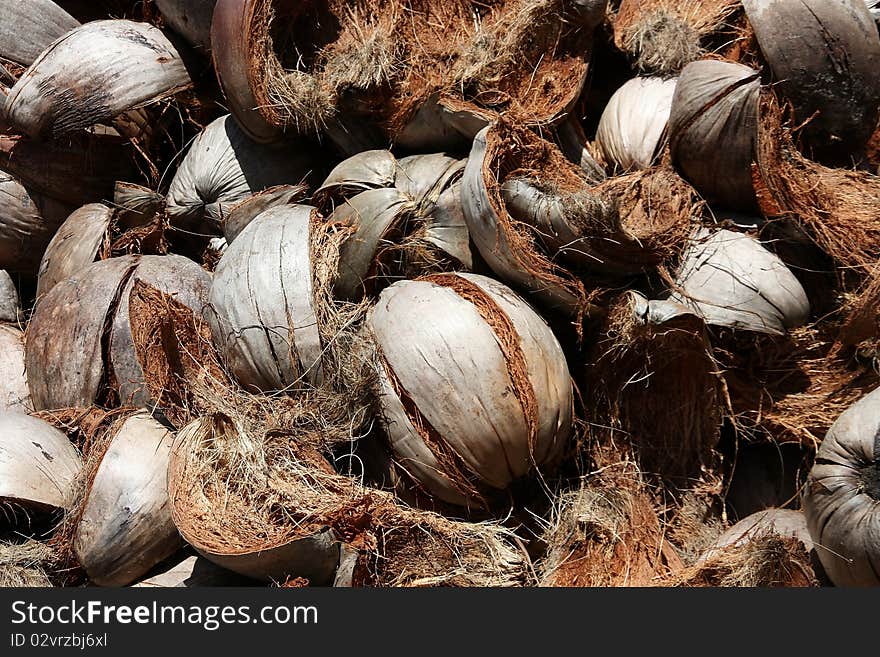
169, 414, 529, 587
667, 534, 817, 587
0, 540, 54, 587
587, 294, 722, 481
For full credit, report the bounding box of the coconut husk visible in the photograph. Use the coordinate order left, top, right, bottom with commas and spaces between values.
3, 20, 193, 140
0, 325, 32, 413
613, 0, 741, 75
554, 115, 608, 183
0, 540, 55, 587
134, 553, 259, 587
539, 461, 683, 586
0, 269, 19, 323
153, 0, 215, 54
168, 413, 529, 586
587, 291, 721, 481
0, 0, 79, 67
222, 184, 308, 243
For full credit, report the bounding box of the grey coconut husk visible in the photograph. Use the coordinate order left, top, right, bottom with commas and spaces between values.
613, 0, 741, 75
0, 269, 19, 323
586, 291, 721, 481
0, 169, 72, 273
2, 20, 193, 140
0, 325, 32, 413
742, 0, 880, 162
369, 273, 573, 508
554, 116, 608, 182
69, 411, 182, 587
211, 0, 599, 151
462, 120, 698, 319
697, 509, 813, 565
0, 0, 79, 67
802, 386, 880, 587
314, 150, 473, 300
26, 254, 211, 411
0, 412, 82, 516
166, 114, 317, 236
154, 0, 215, 54
134, 553, 259, 587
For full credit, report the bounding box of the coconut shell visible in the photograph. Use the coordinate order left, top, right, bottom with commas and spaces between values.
208, 205, 324, 392
370, 273, 573, 506
669, 60, 761, 212
0, 412, 81, 513
134, 554, 258, 587
803, 386, 880, 587
0, 269, 19, 323
166, 114, 318, 234
743, 0, 880, 160
0, 326, 32, 413
0, 0, 79, 67
596, 76, 677, 171
0, 170, 72, 273
154, 0, 215, 53
2, 20, 192, 139
222, 185, 307, 243
74, 412, 182, 586
699, 510, 813, 564
36, 204, 112, 299
670, 228, 810, 335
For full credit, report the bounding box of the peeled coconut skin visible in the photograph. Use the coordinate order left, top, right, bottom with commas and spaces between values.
74, 412, 182, 587
0, 0, 79, 67
0, 412, 82, 513
597, 76, 678, 171
803, 386, 880, 587
670, 228, 810, 335
369, 272, 573, 506
208, 205, 323, 393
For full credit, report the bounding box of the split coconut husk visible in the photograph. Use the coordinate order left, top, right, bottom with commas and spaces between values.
168, 413, 528, 586
134, 553, 259, 587
166, 114, 318, 236
554, 116, 608, 182
697, 509, 813, 564
0, 540, 54, 587
742, 0, 880, 162
0, 412, 82, 516
613, 0, 741, 75
0, 169, 72, 273
0, 269, 19, 322
539, 461, 683, 586
587, 291, 721, 481
154, 0, 216, 54
68, 411, 182, 586
210, 0, 599, 150
802, 385, 880, 587
0, 325, 32, 413
314, 150, 472, 299
26, 254, 211, 411
668, 228, 811, 335
462, 120, 697, 318
596, 76, 677, 172
2, 20, 193, 139
369, 273, 573, 507
222, 185, 308, 243
0, 0, 79, 67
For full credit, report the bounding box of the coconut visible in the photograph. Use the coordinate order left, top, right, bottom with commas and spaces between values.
0, 0, 79, 67
669, 228, 810, 335
0, 325, 32, 413
596, 76, 677, 172
0, 269, 19, 323
208, 205, 325, 393
315, 150, 472, 300
166, 114, 319, 236
154, 0, 215, 54
588, 291, 721, 480
668, 59, 761, 212
134, 554, 258, 587
803, 386, 880, 587
0, 170, 72, 273
0, 412, 82, 515
168, 414, 528, 586
613, 0, 741, 75
26, 255, 211, 411
72, 411, 182, 586
369, 273, 572, 507
2, 20, 192, 139
742, 0, 880, 161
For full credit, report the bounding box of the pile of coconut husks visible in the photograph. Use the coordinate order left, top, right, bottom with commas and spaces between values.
2, 0, 880, 588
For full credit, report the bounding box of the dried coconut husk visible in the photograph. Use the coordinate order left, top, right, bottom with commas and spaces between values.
587, 291, 721, 481
613, 0, 741, 75
0, 269, 19, 323
134, 553, 259, 587
211, 0, 598, 150
0, 0, 79, 67
554, 115, 608, 182
315, 150, 472, 300
742, 0, 880, 163
168, 414, 528, 586
668, 533, 817, 587
0, 325, 32, 413
2, 20, 193, 140
154, 0, 215, 54
698, 509, 813, 564
222, 185, 308, 243
0, 540, 54, 587
0, 169, 72, 273
539, 460, 683, 586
